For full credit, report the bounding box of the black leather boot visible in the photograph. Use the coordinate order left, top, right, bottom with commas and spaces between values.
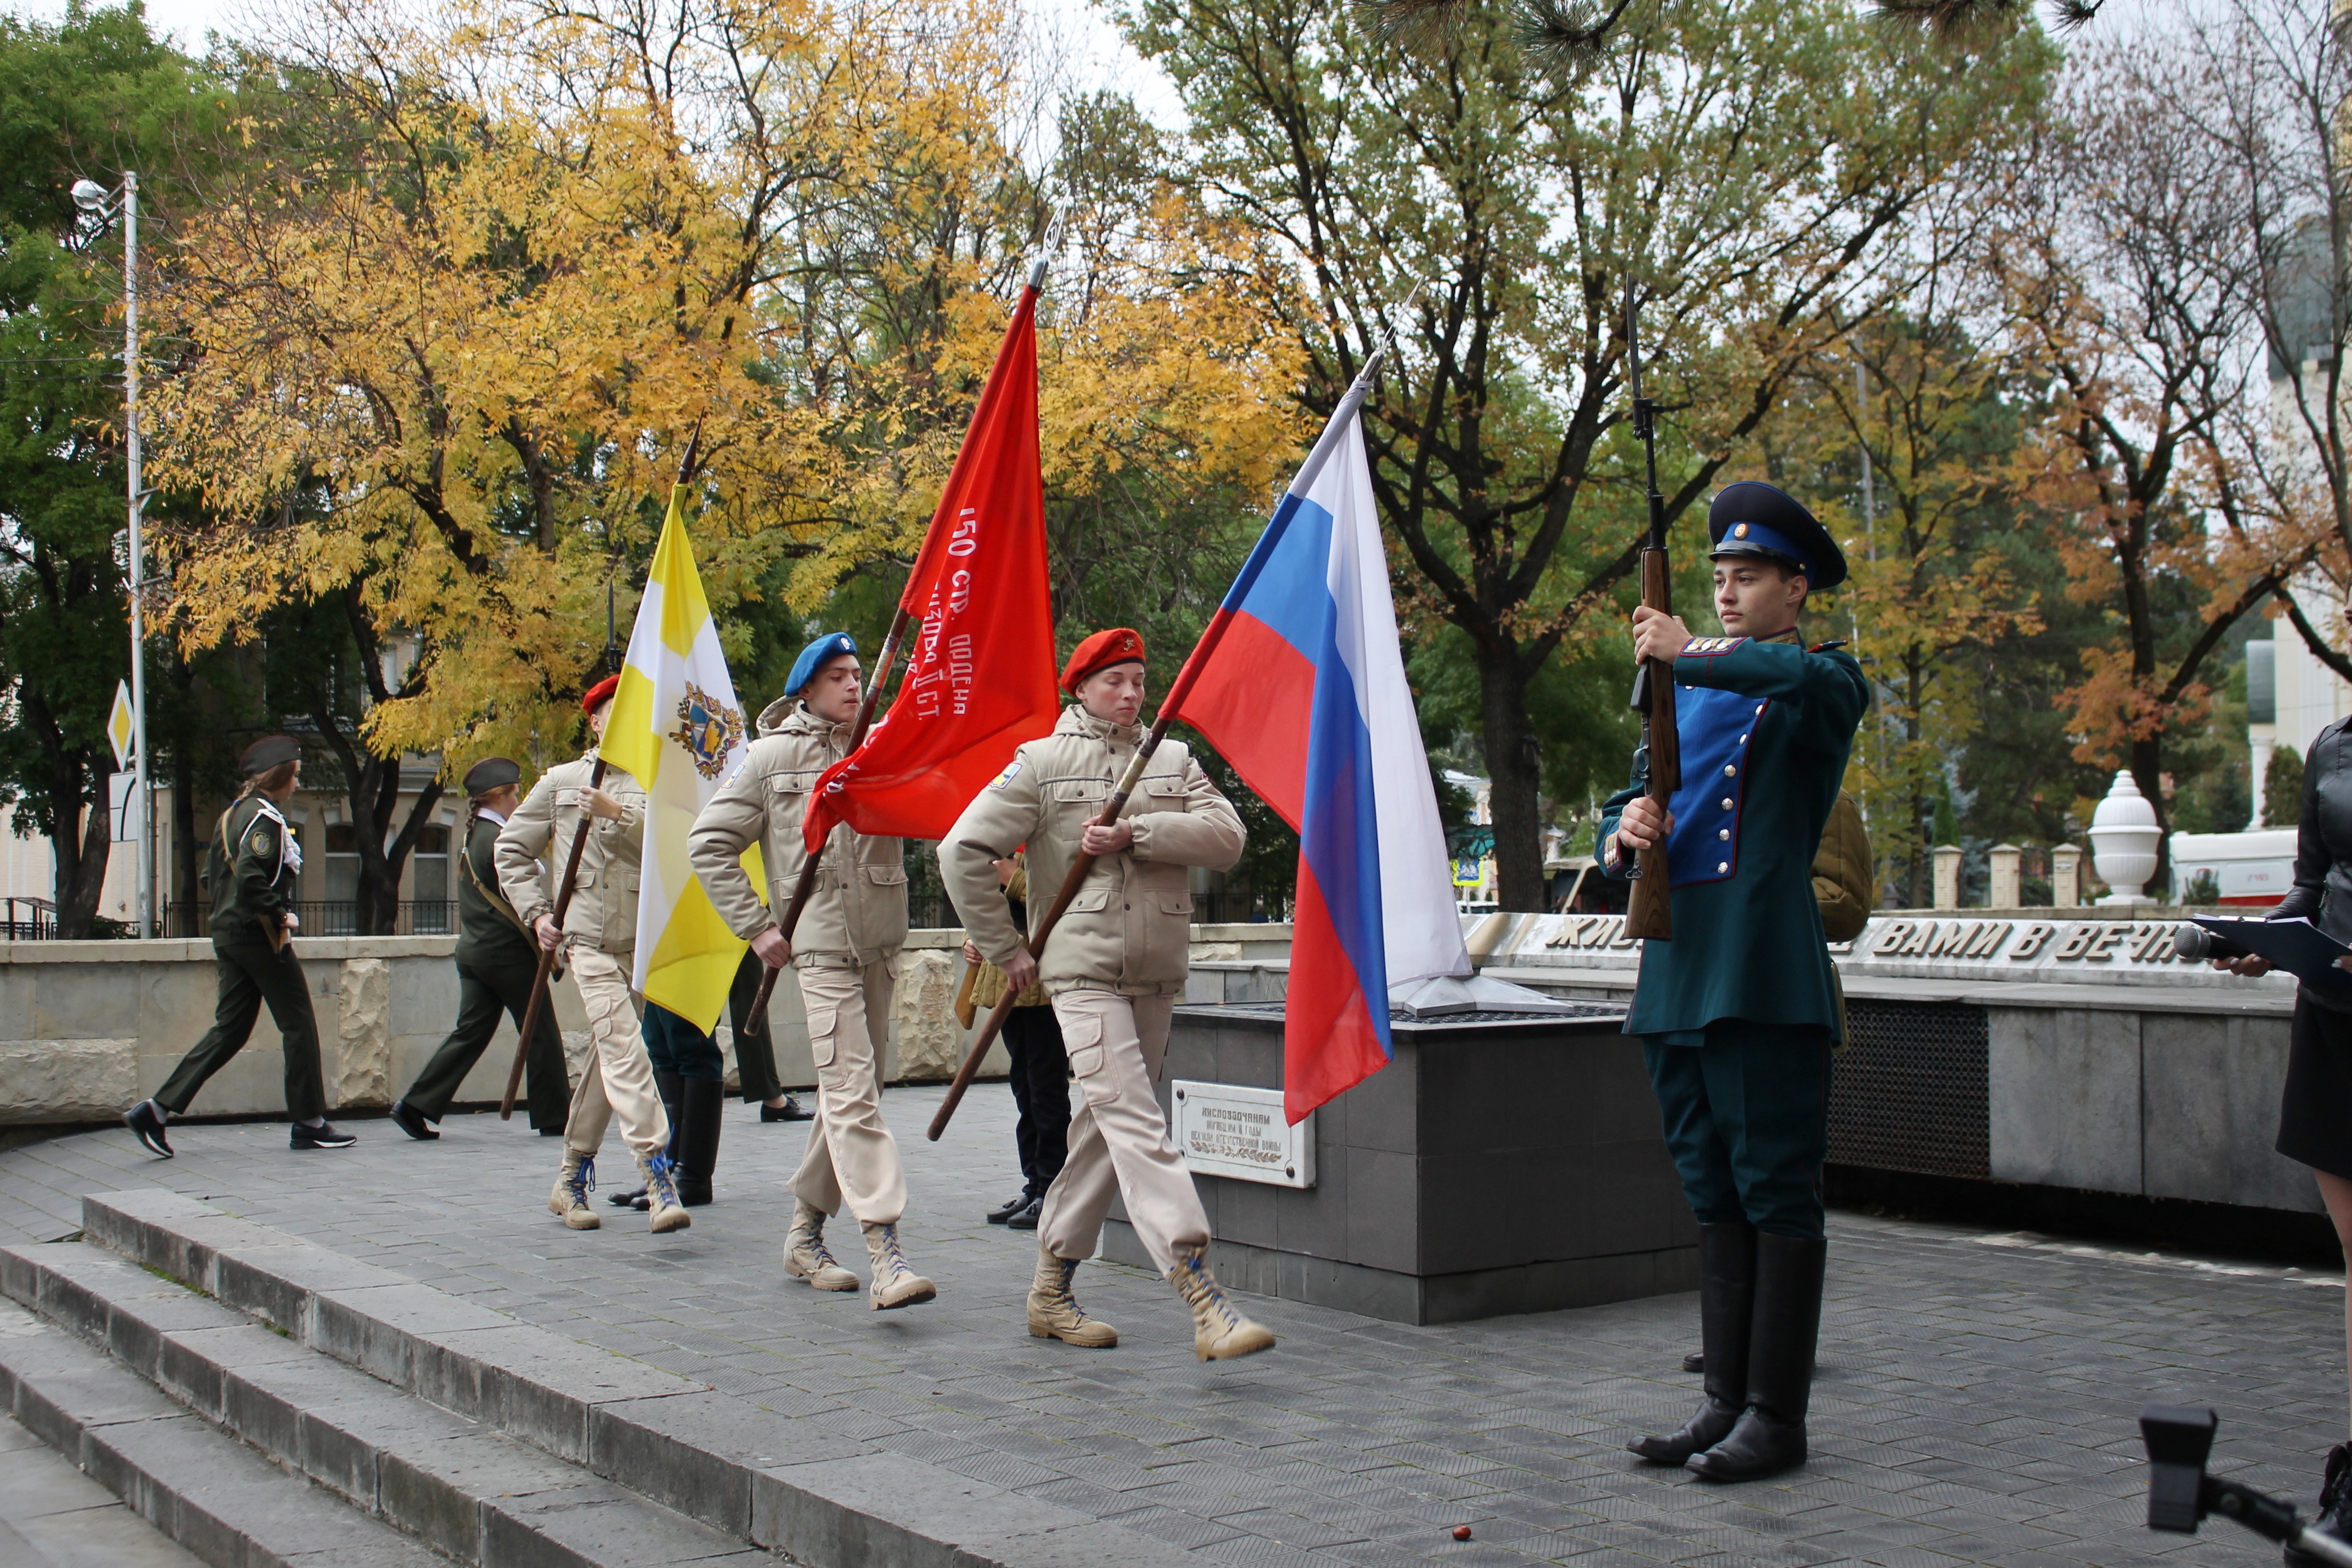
611, 1070, 684, 1209
1688, 1232, 1826, 1482
1630, 1222, 1755, 1463
675, 1077, 723, 1206
2285, 1444, 2351, 1566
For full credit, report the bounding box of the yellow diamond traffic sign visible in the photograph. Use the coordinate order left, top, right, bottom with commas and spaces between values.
107, 679, 135, 770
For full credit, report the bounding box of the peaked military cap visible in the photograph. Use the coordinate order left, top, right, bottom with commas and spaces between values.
1061, 628, 1146, 694
787, 631, 858, 695
238, 735, 301, 778
581, 674, 620, 715
1707, 481, 1847, 592
462, 756, 522, 796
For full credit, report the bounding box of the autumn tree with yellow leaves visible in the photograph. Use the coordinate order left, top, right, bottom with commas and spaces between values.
1993, 14, 2346, 892
1770, 298, 2041, 910
144, 0, 1300, 928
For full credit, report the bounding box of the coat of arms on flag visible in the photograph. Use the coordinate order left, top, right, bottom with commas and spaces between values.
670, 684, 745, 780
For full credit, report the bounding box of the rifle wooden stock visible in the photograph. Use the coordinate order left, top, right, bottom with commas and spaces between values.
1624, 546, 1679, 942
502, 757, 607, 1118
953, 959, 979, 1030
927, 731, 1166, 1142
739, 607, 913, 1038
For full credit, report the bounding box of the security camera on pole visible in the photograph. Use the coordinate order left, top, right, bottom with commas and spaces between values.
72, 172, 149, 939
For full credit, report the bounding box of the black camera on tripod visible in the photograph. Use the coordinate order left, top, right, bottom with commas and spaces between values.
2142, 1406, 2352, 1565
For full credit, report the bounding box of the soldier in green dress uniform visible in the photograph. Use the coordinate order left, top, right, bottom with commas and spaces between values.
1597, 482, 1868, 1483
124, 736, 357, 1156
389, 757, 573, 1139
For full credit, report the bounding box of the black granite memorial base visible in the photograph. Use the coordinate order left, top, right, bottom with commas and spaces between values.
1098, 1001, 1698, 1325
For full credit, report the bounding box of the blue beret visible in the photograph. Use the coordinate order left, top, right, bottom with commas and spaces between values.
1707, 482, 1846, 592
787, 632, 858, 695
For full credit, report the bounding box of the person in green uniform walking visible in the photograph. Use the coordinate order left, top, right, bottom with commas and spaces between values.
1597, 482, 1868, 1483
389, 756, 573, 1139
124, 736, 357, 1156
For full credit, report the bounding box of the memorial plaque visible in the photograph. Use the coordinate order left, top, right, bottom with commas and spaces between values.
1172, 1080, 1314, 1188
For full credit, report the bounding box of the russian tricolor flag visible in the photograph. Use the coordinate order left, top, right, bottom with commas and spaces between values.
1167, 374, 1470, 1124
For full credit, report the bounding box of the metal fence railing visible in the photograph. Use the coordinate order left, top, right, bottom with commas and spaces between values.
1192, 889, 1286, 925
164, 901, 458, 938
902, 889, 1284, 930
140, 887, 1280, 941
2, 897, 57, 939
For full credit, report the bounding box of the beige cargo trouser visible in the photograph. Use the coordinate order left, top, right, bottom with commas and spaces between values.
1038, 988, 1208, 1275
563, 944, 670, 1161
788, 956, 907, 1225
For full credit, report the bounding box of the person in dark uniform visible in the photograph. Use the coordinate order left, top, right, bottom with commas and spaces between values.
729, 951, 812, 1122
123, 736, 357, 1156
390, 757, 572, 1139
963, 852, 1070, 1229
1597, 482, 1868, 1483
2207, 727, 2352, 1562
608, 1001, 727, 1210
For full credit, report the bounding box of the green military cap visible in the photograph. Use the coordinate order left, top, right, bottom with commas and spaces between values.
238, 736, 301, 777
462, 756, 522, 796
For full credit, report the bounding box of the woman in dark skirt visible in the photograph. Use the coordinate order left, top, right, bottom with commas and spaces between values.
2215, 717, 2352, 1562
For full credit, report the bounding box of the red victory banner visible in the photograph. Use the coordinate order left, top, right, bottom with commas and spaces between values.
802, 284, 1059, 847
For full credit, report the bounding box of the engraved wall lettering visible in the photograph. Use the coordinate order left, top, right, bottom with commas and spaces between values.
1964, 922, 2011, 959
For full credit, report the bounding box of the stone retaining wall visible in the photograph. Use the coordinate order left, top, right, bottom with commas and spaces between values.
0, 925, 1289, 1125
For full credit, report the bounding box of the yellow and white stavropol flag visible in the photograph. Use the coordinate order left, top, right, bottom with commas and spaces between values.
600, 483, 760, 1034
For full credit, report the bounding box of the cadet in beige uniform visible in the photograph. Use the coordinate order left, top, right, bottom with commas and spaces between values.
689, 633, 934, 1311
496, 674, 687, 1234
942, 628, 1275, 1361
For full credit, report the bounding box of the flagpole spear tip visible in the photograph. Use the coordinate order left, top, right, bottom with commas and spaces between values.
1356, 276, 1440, 394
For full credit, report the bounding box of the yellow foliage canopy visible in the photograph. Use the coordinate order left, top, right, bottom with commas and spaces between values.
149, 0, 1302, 777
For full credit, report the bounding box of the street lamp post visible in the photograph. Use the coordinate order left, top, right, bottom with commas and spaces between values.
73, 172, 149, 939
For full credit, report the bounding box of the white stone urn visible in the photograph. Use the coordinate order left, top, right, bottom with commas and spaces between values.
2087, 770, 2162, 904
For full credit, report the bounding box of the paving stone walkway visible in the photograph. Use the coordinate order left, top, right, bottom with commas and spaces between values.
0, 1409, 205, 1567
0, 1085, 2340, 1567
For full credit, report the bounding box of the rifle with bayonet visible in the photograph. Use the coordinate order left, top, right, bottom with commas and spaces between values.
1623, 276, 1679, 942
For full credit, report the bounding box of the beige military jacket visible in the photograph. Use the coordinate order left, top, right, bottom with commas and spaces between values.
941, 705, 1244, 996
687, 696, 908, 967
494, 753, 647, 955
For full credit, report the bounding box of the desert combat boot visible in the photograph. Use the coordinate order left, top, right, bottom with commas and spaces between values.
1028, 1246, 1118, 1347
637, 1152, 692, 1234
548, 1150, 600, 1231
862, 1221, 937, 1310
1168, 1245, 1275, 1360
783, 1200, 858, 1291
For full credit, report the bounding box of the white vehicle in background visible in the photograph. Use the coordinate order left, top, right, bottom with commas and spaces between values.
2169, 828, 2297, 907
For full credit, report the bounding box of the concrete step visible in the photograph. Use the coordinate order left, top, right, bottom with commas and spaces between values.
0, 1288, 445, 1567
70, 1187, 1198, 1568
0, 1237, 769, 1567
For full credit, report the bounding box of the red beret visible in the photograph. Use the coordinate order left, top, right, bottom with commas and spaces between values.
1060, 628, 1146, 695
581, 674, 621, 714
